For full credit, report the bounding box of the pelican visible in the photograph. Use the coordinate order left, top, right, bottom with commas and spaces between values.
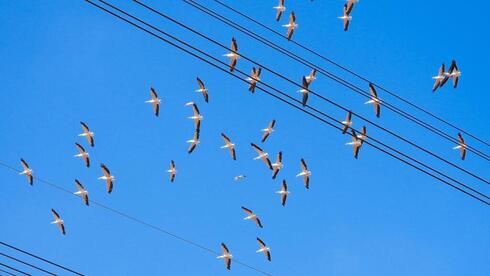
251, 143, 273, 170
195, 77, 209, 103
79, 121, 94, 147
298, 76, 310, 106
241, 206, 263, 228
275, 179, 290, 206
305, 68, 317, 84
365, 83, 381, 118
50, 209, 65, 235
453, 133, 467, 160
271, 151, 283, 179
98, 164, 115, 194
19, 158, 33, 185
273, 0, 286, 21
447, 60, 461, 88
74, 143, 90, 168
217, 243, 232, 270
74, 179, 89, 206
220, 133, 236, 160
341, 111, 353, 134
247, 67, 262, 93
256, 237, 271, 262
234, 175, 246, 181
223, 37, 240, 72
432, 63, 446, 92
282, 12, 297, 40
185, 102, 203, 130
357, 126, 367, 145
346, 129, 362, 159
296, 158, 311, 189
187, 130, 200, 154
167, 160, 177, 183
338, 4, 352, 31
145, 87, 161, 116
261, 119, 276, 143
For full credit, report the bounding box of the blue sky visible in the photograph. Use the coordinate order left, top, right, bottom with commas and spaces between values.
1, 0, 489, 275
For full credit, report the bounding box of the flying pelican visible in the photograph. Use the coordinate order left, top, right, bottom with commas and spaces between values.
220, 133, 236, 160
185, 102, 203, 130
298, 76, 310, 106
341, 111, 353, 134
217, 243, 232, 270
19, 158, 33, 185
187, 129, 200, 154
256, 237, 271, 262
251, 143, 273, 170
346, 129, 362, 159
167, 160, 177, 183
365, 83, 381, 118
357, 126, 367, 146
271, 151, 283, 179
98, 164, 115, 194
296, 158, 311, 189
234, 175, 246, 181
74, 179, 89, 206
223, 37, 240, 72
305, 69, 317, 84
247, 67, 262, 93
79, 122, 94, 147
275, 179, 290, 206
261, 119, 276, 143
338, 4, 353, 31
74, 143, 90, 168
273, 0, 286, 21
241, 206, 263, 228
50, 209, 65, 235
453, 133, 467, 160
282, 12, 297, 40
145, 87, 161, 117
195, 77, 209, 103
432, 63, 446, 92
447, 60, 461, 88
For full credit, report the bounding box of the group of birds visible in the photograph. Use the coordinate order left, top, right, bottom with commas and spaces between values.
432, 60, 461, 92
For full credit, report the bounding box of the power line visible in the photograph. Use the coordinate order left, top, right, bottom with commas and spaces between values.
182, 0, 490, 162
132, 0, 490, 186
0, 253, 56, 276
212, 0, 490, 148
0, 263, 29, 276
88, 0, 489, 205
0, 267, 17, 276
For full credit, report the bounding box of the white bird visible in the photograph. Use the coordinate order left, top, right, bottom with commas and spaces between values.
79, 121, 94, 147
167, 160, 177, 183
273, 0, 286, 21
247, 67, 262, 93
275, 179, 290, 206
261, 119, 276, 143
234, 175, 246, 181
185, 102, 203, 130
217, 243, 232, 270
346, 129, 362, 159
145, 87, 161, 117
98, 164, 115, 194
365, 83, 381, 118
447, 60, 461, 88
296, 158, 311, 189
241, 206, 263, 228
432, 63, 446, 92
74, 143, 90, 168
251, 143, 273, 170
338, 3, 353, 31
298, 76, 310, 106
50, 209, 65, 235
187, 130, 200, 154
19, 158, 33, 185
271, 151, 283, 179
220, 133, 236, 160
453, 133, 467, 160
282, 12, 297, 40
256, 237, 272, 262
195, 77, 209, 103
341, 111, 353, 134
74, 179, 89, 206
305, 69, 317, 84
223, 37, 240, 72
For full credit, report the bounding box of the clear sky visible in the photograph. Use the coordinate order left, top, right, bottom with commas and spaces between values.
1, 0, 489, 275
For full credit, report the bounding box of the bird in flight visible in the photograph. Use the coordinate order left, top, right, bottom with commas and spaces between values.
447, 60, 461, 88
223, 37, 240, 72
346, 129, 363, 159
187, 129, 200, 154
256, 237, 272, 262
241, 206, 263, 228
453, 133, 467, 160
432, 63, 447, 92
296, 158, 311, 189
185, 102, 204, 130
167, 160, 177, 183
341, 111, 353, 134
261, 119, 276, 143
365, 83, 381, 118
273, 0, 286, 21
195, 77, 209, 103
220, 133, 236, 160
275, 179, 290, 206
305, 68, 317, 84
50, 209, 65, 235
79, 122, 94, 147
74, 143, 90, 168
247, 67, 262, 93
251, 143, 273, 170
74, 179, 89, 206
298, 76, 310, 106
271, 151, 283, 179
145, 87, 161, 117
98, 164, 115, 194
19, 158, 33, 185
234, 175, 246, 181
217, 243, 232, 270
282, 12, 297, 40
338, 3, 353, 31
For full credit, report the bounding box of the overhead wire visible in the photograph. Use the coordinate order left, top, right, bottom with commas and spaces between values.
0, 253, 56, 276
0, 263, 29, 276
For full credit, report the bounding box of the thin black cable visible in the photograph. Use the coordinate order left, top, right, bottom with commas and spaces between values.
0, 263, 29, 276
0, 253, 56, 276
0, 243, 82, 276
213, 0, 490, 148
183, 0, 490, 162
87, 0, 489, 205
133, 0, 490, 186
0, 267, 17, 276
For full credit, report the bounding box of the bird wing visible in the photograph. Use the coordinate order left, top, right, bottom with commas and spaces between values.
75, 143, 85, 154
51, 209, 61, 221
150, 87, 158, 101
75, 179, 84, 193
300, 158, 308, 171
276, 9, 283, 21
231, 37, 238, 52
58, 221, 66, 235
257, 237, 266, 248
374, 101, 381, 118
80, 121, 90, 134
458, 133, 464, 144
251, 143, 265, 156
20, 158, 29, 171
287, 25, 294, 40
369, 83, 378, 98
196, 77, 205, 90
241, 206, 253, 216
254, 217, 263, 228
262, 156, 273, 170
101, 164, 111, 178
269, 119, 276, 129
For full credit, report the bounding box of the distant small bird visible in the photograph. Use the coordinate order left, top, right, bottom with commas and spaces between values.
74, 143, 90, 168
271, 151, 283, 179
453, 133, 467, 160
223, 37, 240, 72
261, 119, 276, 143
50, 209, 65, 235
273, 0, 286, 21
217, 243, 232, 270
167, 160, 177, 183
338, 3, 353, 31
234, 175, 246, 181
365, 83, 381, 118
98, 164, 115, 194
298, 76, 310, 106
247, 67, 262, 93
79, 122, 94, 147
74, 179, 89, 206
341, 111, 353, 134
185, 102, 204, 130
241, 206, 263, 228
251, 143, 273, 170
305, 69, 317, 84
346, 129, 362, 159
282, 12, 297, 40
296, 158, 311, 189
195, 77, 209, 103
19, 158, 33, 185
432, 63, 446, 92
256, 237, 271, 262
187, 129, 200, 154
275, 179, 290, 206
220, 133, 236, 160
447, 60, 461, 88
145, 87, 161, 117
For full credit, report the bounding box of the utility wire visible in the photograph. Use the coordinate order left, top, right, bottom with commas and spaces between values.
0, 253, 56, 276
212, 0, 490, 148
88, 0, 489, 205
0, 263, 29, 276
0, 267, 17, 276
